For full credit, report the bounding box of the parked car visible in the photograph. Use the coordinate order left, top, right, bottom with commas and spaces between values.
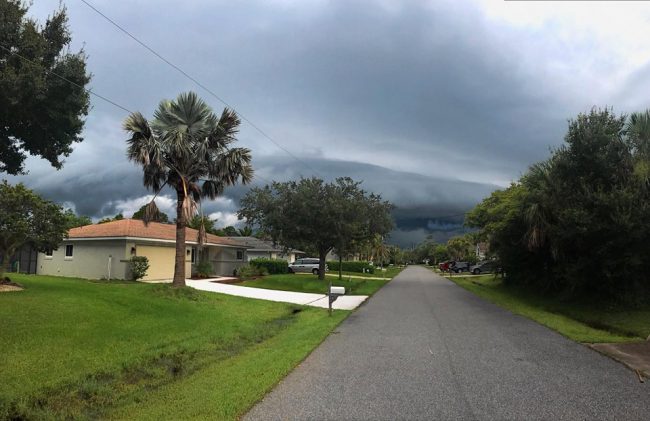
288, 258, 328, 275
439, 261, 451, 272
469, 260, 499, 275
451, 261, 470, 273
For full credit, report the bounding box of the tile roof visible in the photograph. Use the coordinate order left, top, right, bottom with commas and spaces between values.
68, 219, 243, 247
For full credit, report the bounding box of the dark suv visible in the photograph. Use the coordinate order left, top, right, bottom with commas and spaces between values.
469, 260, 499, 275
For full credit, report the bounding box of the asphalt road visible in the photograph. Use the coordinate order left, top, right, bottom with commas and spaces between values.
245, 266, 649, 420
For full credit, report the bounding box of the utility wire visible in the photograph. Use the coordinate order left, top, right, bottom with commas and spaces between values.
79, 0, 321, 179
0, 43, 274, 186
0, 45, 133, 114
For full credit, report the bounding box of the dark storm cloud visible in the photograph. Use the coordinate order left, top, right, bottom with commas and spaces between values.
7, 0, 630, 246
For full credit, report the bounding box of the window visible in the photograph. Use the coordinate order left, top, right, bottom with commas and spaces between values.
65, 245, 73, 258
45, 249, 53, 258
236, 250, 244, 260
191, 248, 196, 264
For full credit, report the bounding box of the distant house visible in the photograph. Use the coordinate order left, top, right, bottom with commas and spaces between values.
475, 242, 488, 260
37, 219, 248, 281
224, 236, 304, 263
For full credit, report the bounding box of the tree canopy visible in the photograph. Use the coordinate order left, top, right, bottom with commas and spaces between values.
238, 177, 394, 280
63, 209, 92, 229
0, 1, 90, 174
132, 204, 169, 223
466, 108, 650, 302
0, 181, 68, 279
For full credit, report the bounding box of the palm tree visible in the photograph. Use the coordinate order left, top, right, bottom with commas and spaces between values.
626, 111, 650, 185
238, 226, 254, 236
124, 92, 253, 287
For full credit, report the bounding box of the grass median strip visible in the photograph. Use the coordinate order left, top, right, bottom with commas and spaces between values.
443, 273, 649, 343
0, 274, 348, 420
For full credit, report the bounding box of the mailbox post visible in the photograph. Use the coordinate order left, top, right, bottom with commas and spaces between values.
328, 285, 345, 315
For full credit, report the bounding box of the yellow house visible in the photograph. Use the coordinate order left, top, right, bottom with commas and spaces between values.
37, 219, 248, 281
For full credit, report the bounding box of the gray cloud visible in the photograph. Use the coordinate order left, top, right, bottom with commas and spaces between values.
6, 0, 648, 247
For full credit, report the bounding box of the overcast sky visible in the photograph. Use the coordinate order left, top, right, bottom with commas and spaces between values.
8, 0, 650, 246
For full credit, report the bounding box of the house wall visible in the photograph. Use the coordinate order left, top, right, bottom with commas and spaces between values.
131, 242, 192, 281
37, 240, 129, 280
208, 246, 246, 276
246, 250, 298, 263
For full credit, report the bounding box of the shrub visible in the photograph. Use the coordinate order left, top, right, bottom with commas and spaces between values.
129, 256, 150, 280
250, 258, 288, 274
236, 264, 269, 279
327, 261, 374, 274
194, 259, 212, 278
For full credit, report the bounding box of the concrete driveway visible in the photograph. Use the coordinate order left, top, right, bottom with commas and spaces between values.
186, 279, 368, 310
245, 266, 649, 420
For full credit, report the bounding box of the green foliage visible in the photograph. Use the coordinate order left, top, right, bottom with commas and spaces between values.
467, 108, 650, 302
447, 274, 649, 343
132, 204, 169, 223
0, 1, 91, 174
0, 273, 347, 419
239, 177, 394, 280
129, 256, 150, 281
124, 92, 253, 287
194, 258, 213, 278
63, 209, 92, 229
98, 213, 124, 224
238, 226, 254, 236
250, 258, 288, 274
446, 235, 474, 261
0, 181, 68, 278
236, 264, 268, 279
327, 261, 374, 274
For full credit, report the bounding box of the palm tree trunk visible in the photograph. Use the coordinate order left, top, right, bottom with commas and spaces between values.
173, 188, 187, 288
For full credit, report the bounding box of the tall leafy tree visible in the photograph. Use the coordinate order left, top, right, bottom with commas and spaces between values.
0, 181, 67, 280
63, 209, 92, 229
0, 1, 90, 174
467, 108, 650, 302
239, 177, 393, 281
132, 204, 169, 223
124, 92, 252, 287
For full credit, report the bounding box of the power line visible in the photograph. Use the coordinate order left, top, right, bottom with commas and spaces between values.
0, 45, 132, 114
0, 44, 274, 186
79, 0, 321, 179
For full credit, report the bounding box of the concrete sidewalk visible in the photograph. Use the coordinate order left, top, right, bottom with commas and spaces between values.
186, 279, 368, 310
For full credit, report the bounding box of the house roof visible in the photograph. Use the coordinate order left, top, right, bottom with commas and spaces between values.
223, 236, 304, 254
68, 219, 243, 247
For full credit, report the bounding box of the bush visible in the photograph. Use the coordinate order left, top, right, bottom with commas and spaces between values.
194, 259, 212, 278
327, 261, 374, 274
250, 258, 288, 274
236, 264, 269, 279
129, 256, 149, 281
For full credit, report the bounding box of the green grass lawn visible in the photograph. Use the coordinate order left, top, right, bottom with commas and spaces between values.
444, 273, 650, 343
240, 273, 391, 295
331, 265, 404, 279
0, 274, 347, 420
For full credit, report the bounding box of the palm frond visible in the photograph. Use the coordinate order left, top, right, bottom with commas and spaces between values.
141, 200, 160, 226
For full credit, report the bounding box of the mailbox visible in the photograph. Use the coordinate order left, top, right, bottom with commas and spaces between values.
330, 286, 345, 296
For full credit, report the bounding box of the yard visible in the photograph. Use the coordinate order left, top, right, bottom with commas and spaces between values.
0, 274, 347, 420
330, 265, 404, 279
240, 272, 394, 295
445, 273, 650, 343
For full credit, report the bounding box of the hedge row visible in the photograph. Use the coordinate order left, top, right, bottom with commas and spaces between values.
326, 261, 374, 274
250, 258, 288, 274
